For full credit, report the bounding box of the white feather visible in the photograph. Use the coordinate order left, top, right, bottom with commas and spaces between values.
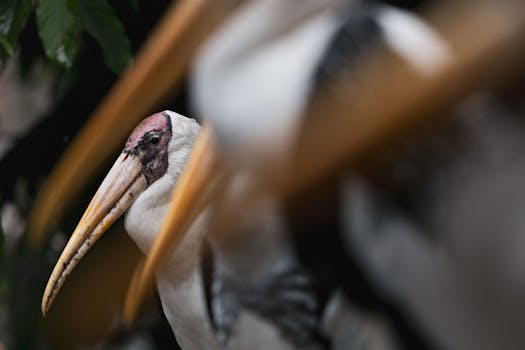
191, 0, 343, 168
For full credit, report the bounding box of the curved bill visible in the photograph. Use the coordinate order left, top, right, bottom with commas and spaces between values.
42, 152, 148, 316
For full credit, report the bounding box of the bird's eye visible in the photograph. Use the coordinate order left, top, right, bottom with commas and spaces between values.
149, 135, 160, 145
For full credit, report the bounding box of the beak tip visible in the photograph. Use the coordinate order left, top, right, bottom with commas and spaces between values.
41, 288, 54, 317
41, 302, 48, 317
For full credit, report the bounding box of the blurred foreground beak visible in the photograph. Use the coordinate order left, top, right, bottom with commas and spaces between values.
42, 153, 147, 316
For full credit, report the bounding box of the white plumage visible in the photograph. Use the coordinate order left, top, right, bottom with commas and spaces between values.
191, 0, 450, 167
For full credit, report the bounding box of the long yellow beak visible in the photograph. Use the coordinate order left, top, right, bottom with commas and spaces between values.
42, 153, 147, 316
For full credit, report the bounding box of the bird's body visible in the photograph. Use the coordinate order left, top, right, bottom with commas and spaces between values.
123, 112, 324, 349
191, 0, 449, 166
42, 109, 326, 349
190, 0, 450, 349
192, 0, 343, 165
205, 191, 326, 349
120, 113, 266, 349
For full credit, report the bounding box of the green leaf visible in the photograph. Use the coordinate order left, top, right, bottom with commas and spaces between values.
78, 0, 132, 74
36, 0, 79, 69
0, 0, 33, 58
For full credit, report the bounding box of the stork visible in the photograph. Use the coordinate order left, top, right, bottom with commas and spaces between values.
42, 111, 326, 349
41, 112, 221, 348
189, 0, 449, 348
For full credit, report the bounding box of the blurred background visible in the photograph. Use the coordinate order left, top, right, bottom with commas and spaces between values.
1, 0, 525, 349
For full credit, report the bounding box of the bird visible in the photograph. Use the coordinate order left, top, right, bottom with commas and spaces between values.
189, 0, 449, 349
42, 110, 327, 349
41, 111, 219, 348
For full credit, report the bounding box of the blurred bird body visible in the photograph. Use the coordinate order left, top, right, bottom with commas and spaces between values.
191, 0, 449, 167
190, 0, 451, 349
192, 0, 342, 165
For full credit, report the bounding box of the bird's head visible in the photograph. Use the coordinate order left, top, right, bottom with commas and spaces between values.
41, 110, 200, 316
123, 111, 174, 185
